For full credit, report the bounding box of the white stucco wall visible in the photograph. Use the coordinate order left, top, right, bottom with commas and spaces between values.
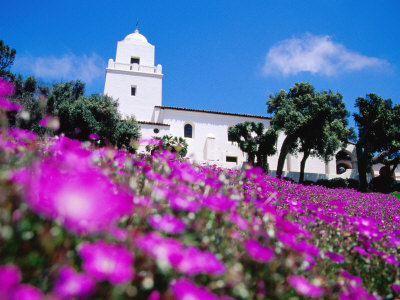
158, 109, 271, 169
104, 69, 162, 120
104, 30, 163, 121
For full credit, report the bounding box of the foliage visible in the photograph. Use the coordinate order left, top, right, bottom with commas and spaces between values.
0, 40, 16, 80
8, 75, 48, 134
267, 82, 353, 182
145, 134, 188, 158
228, 122, 277, 172
315, 178, 360, 190
353, 93, 400, 191
369, 175, 397, 194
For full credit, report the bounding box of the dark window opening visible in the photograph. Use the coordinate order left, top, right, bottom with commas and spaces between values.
131, 86, 136, 96
131, 57, 140, 64
184, 124, 193, 138
226, 156, 238, 163
153, 128, 160, 134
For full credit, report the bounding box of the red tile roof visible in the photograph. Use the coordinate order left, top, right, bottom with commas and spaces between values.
155, 106, 271, 120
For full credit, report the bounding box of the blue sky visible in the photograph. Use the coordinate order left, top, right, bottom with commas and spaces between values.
2, 0, 399, 123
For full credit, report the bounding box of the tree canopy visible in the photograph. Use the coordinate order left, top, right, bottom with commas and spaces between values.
267, 82, 353, 181
353, 93, 400, 191
0, 40, 16, 80
228, 122, 277, 172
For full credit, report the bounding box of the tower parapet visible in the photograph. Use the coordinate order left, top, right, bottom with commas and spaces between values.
104, 29, 163, 121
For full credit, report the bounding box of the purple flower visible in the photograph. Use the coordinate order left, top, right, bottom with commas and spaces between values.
136, 232, 185, 266
53, 266, 95, 298
39, 116, 60, 130
0, 264, 21, 299
148, 214, 186, 234
170, 278, 219, 300
353, 246, 371, 259
148, 290, 161, 300
385, 255, 398, 265
288, 276, 323, 298
339, 269, 363, 285
10, 284, 43, 300
244, 239, 274, 262
0, 97, 21, 111
201, 194, 237, 212
392, 284, 400, 293
89, 133, 100, 140
177, 246, 226, 275
0, 78, 15, 96
325, 251, 345, 263
168, 193, 201, 212
13, 156, 133, 235
230, 211, 249, 231
78, 241, 134, 284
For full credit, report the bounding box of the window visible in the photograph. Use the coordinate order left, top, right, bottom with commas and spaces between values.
184, 124, 193, 138
153, 128, 159, 134
131, 86, 136, 96
130, 57, 140, 64
226, 156, 238, 163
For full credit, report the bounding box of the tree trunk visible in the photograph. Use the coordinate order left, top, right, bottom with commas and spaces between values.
299, 149, 310, 183
276, 134, 297, 178
356, 143, 368, 192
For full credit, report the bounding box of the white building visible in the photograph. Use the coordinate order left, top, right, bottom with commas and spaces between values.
104, 29, 399, 182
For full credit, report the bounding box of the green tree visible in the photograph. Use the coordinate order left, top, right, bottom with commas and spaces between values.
267, 82, 352, 180
353, 94, 400, 191
146, 134, 188, 158
0, 40, 16, 80
228, 122, 277, 172
56, 92, 141, 151
9, 75, 49, 133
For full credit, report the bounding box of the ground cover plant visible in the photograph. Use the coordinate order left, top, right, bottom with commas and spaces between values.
1, 78, 400, 299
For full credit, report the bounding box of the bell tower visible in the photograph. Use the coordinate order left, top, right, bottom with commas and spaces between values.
104, 29, 163, 121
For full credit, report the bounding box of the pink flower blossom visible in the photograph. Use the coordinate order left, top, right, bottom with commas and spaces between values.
148, 214, 186, 234
10, 284, 43, 300
170, 278, 220, 300
201, 194, 237, 212
244, 239, 274, 262
230, 211, 249, 231
0, 78, 15, 96
0, 264, 21, 299
148, 290, 161, 300
13, 156, 133, 235
385, 255, 398, 265
89, 133, 100, 140
0, 98, 21, 111
392, 284, 400, 293
353, 246, 371, 259
39, 116, 60, 130
53, 266, 95, 298
136, 232, 185, 266
177, 246, 226, 275
325, 251, 345, 263
168, 193, 201, 212
78, 241, 134, 284
339, 269, 363, 285
288, 276, 323, 298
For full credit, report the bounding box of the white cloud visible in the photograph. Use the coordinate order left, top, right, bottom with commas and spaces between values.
14, 53, 105, 83
263, 33, 389, 76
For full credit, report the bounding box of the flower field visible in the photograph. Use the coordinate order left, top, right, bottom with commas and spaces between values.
1, 80, 400, 299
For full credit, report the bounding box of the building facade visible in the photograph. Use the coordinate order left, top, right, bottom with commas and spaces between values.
104, 29, 399, 182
